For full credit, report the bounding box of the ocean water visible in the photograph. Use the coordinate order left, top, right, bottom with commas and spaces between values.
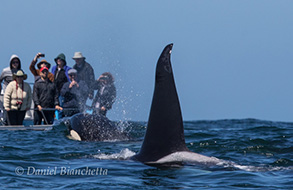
0, 118, 292, 189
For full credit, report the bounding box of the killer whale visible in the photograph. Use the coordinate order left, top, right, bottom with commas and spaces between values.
66, 43, 227, 166
131, 43, 224, 166
65, 113, 128, 141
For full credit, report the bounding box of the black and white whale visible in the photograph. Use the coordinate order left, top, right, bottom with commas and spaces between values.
65, 113, 128, 141
67, 43, 247, 169
131, 43, 225, 166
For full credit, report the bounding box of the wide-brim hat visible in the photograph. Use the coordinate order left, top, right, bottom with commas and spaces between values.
72, 52, 85, 59
37, 59, 51, 69
13, 69, 27, 80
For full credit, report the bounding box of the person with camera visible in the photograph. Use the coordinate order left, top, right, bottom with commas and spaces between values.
60, 69, 88, 117
3, 70, 32, 125
92, 72, 116, 116
33, 66, 62, 125
29, 52, 54, 82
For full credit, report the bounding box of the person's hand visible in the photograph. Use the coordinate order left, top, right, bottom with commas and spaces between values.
69, 81, 76, 88
34, 52, 43, 62
55, 105, 63, 111
101, 106, 106, 111
69, 81, 79, 88
37, 105, 42, 111
5, 108, 10, 112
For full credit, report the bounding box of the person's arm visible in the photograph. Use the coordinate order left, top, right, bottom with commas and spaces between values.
25, 84, 32, 111
0, 69, 5, 92
48, 72, 55, 82
30, 53, 43, 76
60, 82, 70, 96
29, 59, 38, 76
33, 83, 40, 108
88, 66, 95, 99
54, 85, 62, 110
3, 83, 12, 111
65, 66, 72, 81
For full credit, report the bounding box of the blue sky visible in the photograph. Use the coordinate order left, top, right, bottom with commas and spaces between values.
1, 0, 293, 121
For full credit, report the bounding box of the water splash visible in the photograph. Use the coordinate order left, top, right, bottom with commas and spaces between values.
93, 148, 136, 160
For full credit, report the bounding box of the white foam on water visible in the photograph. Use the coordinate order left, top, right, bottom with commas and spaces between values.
93, 149, 293, 172
93, 148, 136, 160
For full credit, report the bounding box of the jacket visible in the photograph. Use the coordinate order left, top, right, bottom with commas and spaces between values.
60, 80, 89, 110
29, 59, 54, 82
73, 61, 95, 97
51, 66, 70, 94
4, 80, 32, 111
51, 65, 71, 82
52, 53, 71, 81
92, 81, 116, 110
33, 77, 59, 108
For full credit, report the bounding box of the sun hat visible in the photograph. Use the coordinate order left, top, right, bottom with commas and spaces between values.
72, 52, 85, 59
13, 69, 27, 80
68, 68, 77, 75
37, 59, 51, 69
40, 67, 49, 73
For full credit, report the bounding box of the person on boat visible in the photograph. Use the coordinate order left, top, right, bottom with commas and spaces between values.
92, 72, 116, 116
51, 53, 71, 93
72, 52, 95, 100
29, 52, 54, 82
3, 70, 32, 125
51, 53, 71, 118
33, 67, 62, 125
0, 55, 22, 124
0, 54, 22, 93
60, 69, 88, 117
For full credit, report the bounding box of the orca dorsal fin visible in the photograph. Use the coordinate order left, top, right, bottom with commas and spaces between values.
134, 44, 189, 163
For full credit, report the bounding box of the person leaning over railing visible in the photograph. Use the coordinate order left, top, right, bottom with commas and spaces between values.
33, 66, 62, 125
3, 70, 32, 125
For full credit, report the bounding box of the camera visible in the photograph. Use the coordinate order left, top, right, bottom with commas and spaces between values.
16, 101, 23, 110
39, 54, 45, 57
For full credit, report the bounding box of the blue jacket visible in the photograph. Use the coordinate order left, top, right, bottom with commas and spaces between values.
51, 65, 71, 81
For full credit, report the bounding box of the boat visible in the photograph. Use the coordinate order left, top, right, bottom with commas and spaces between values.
0, 90, 52, 130
0, 124, 53, 131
